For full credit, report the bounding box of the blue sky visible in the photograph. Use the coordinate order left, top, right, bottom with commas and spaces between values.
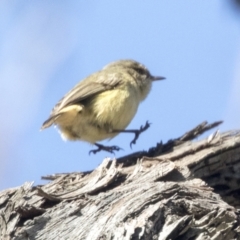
0, 1, 239, 190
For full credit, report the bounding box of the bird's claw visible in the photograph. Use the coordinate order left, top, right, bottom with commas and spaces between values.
89, 143, 122, 155
130, 121, 151, 148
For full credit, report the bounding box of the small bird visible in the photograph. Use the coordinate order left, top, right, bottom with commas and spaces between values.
41, 60, 165, 154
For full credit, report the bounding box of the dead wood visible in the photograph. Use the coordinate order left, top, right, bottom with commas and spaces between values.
1, 121, 240, 240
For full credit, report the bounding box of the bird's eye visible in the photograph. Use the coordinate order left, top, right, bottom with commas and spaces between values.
135, 68, 146, 75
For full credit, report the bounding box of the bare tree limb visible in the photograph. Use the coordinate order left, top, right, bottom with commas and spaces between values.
1, 121, 240, 240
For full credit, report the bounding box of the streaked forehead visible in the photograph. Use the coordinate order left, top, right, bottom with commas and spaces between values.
103, 59, 146, 70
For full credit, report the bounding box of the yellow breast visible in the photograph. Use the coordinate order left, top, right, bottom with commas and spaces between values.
90, 86, 139, 130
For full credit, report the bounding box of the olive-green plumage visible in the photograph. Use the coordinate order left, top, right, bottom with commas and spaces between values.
41, 60, 164, 143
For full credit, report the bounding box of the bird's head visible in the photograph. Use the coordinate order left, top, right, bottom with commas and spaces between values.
105, 59, 165, 101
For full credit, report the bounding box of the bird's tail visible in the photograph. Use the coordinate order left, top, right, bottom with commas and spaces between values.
40, 114, 60, 130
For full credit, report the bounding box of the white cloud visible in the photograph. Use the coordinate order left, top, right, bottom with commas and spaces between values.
0, 1, 79, 170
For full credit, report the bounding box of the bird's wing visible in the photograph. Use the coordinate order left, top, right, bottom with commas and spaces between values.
41, 71, 123, 129
53, 71, 123, 113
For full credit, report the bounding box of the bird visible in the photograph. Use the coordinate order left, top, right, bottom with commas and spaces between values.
41, 59, 165, 154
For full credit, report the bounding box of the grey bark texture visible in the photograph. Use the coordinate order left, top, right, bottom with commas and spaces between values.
1, 121, 240, 240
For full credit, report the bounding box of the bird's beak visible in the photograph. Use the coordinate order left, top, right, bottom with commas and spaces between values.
151, 76, 166, 81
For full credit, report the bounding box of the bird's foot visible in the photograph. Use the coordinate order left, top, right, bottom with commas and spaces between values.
130, 121, 151, 148
89, 143, 122, 155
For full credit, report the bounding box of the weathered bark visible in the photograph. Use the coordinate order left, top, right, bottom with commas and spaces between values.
1, 121, 240, 240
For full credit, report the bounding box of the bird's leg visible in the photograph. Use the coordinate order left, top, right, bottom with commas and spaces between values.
89, 143, 122, 155
113, 121, 151, 148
